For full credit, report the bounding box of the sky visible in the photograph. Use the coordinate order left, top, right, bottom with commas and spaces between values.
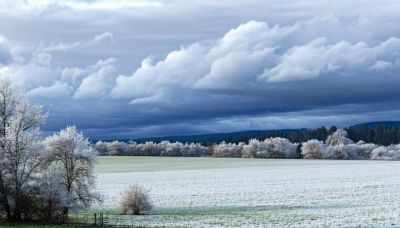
1, 0, 400, 139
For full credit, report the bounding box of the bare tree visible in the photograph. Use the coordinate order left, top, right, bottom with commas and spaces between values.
43, 126, 99, 218
119, 185, 152, 215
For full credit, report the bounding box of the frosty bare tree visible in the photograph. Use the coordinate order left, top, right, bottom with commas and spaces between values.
0, 78, 46, 221
119, 185, 152, 215
43, 126, 99, 217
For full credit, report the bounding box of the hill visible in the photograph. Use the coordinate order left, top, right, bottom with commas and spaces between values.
96, 121, 400, 146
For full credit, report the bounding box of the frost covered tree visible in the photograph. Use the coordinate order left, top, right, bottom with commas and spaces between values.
107, 140, 128, 156
302, 130, 379, 160
33, 166, 71, 222
370, 144, 400, 160
326, 129, 353, 146
212, 142, 244, 157
184, 143, 209, 156
242, 139, 260, 158
94, 141, 109, 156
256, 138, 298, 158
301, 139, 326, 159
43, 126, 99, 218
0, 78, 46, 221
241, 138, 298, 158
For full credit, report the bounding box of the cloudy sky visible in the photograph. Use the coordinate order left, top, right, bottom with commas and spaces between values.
1, 0, 400, 139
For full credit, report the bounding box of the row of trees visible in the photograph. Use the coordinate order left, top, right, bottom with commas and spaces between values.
0, 79, 98, 222
301, 129, 400, 160
95, 140, 210, 157
96, 130, 400, 160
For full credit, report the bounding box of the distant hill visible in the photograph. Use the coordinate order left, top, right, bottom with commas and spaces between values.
132, 129, 307, 144
351, 121, 400, 128
96, 121, 400, 146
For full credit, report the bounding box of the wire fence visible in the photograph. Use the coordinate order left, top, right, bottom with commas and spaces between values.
62, 212, 133, 227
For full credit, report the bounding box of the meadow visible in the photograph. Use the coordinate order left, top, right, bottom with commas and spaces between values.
94, 157, 400, 227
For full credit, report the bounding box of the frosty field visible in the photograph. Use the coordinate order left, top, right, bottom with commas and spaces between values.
95, 157, 400, 227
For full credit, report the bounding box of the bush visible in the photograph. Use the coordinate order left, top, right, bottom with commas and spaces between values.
119, 185, 152, 215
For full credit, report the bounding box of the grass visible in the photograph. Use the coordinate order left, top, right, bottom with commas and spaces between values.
93, 157, 400, 227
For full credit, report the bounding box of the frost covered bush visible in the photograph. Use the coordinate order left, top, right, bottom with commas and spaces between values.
256, 138, 298, 158
301, 140, 326, 159
212, 142, 244, 157
370, 144, 400, 160
119, 185, 152, 215
94, 129, 400, 160
95, 141, 109, 155
108, 140, 129, 155
97, 140, 210, 157
302, 130, 378, 160
141, 141, 163, 156
242, 138, 298, 158
183, 143, 209, 156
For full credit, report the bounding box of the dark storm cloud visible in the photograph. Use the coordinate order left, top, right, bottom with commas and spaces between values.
1, 0, 400, 138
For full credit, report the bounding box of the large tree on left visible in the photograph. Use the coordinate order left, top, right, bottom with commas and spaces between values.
0, 78, 46, 221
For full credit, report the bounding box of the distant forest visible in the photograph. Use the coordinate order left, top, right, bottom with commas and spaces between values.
195, 125, 400, 146
125, 122, 400, 146
234, 125, 400, 146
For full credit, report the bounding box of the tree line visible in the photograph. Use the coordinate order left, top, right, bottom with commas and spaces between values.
128, 124, 400, 147
223, 125, 400, 146
95, 129, 400, 160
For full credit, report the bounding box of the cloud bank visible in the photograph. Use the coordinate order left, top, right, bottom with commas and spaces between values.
0, 0, 400, 138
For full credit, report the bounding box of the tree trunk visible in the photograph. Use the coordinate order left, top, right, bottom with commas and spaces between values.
63, 207, 69, 219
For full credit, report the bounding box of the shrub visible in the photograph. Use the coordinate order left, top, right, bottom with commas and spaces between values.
119, 185, 152, 215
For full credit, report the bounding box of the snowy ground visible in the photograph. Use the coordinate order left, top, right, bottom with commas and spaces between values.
95, 157, 400, 227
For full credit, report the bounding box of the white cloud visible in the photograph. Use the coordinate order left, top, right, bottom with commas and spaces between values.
111, 20, 400, 105
41, 32, 114, 52
0, 0, 162, 12
111, 21, 293, 101
59, 0, 163, 10
261, 37, 400, 82
73, 58, 117, 99
0, 54, 56, 90
92, 32, 114, 44
0, 36, 118, 100
369, 60, 392, 71
28, 81, 73, 98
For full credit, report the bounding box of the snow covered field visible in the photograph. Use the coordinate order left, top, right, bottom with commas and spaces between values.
95, 157, 400, 227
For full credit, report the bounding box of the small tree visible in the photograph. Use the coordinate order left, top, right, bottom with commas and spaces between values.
119, 185, 152, 215
43, 126, 99, 218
